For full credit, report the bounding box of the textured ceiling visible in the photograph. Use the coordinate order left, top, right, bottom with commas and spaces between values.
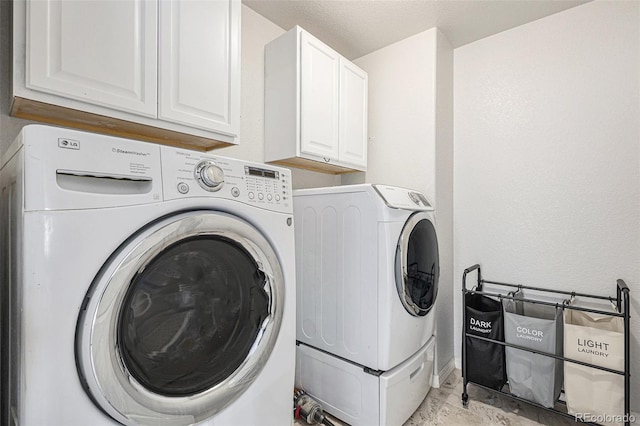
243, 0, 590, 60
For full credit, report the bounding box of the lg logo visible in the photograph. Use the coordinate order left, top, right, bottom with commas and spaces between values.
58, 138, 80, 150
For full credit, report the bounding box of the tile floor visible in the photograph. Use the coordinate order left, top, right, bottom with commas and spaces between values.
299, 370, 576, 426
403, 370, 574, 426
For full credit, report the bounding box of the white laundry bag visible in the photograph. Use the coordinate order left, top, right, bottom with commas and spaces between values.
564, 308, 624, 425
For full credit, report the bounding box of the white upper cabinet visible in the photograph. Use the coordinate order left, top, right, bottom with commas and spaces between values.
300, 31, 341, 161
26, 0, 158, 117
265, 26, 368, 174
13, 0, 240, 150
159, 0, 239, 135
339, 58, 368, 169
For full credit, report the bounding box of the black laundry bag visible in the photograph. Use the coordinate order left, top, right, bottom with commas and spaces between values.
464, 292, 506, 390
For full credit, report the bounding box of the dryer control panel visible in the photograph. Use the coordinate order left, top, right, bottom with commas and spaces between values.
161, 146, 292, 213
373, 184, 433, 211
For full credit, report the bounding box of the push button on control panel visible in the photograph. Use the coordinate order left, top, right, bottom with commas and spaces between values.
231, 187, 240, 197
177, 182, 190, 194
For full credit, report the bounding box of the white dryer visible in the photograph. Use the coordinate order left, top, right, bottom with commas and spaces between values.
293, 184, 439, 426
0, 125, 296, 426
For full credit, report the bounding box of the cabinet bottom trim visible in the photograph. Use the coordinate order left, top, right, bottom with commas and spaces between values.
268, 156, 363, 174
11, 97, 232, 151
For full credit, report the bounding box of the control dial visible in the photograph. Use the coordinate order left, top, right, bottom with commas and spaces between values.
195, 160, 225, 192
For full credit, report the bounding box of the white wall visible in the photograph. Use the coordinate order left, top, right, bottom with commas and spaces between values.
434, 30, 455, 380
344, 29, 437, 201
344, 28, 456, 380
454, 0, 640, 408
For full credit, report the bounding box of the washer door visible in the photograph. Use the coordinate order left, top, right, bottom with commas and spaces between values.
76, 211, 285, 425
395, 212, 439, 317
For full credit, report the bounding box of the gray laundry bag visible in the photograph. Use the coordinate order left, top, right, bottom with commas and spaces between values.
503, 293, 563, 408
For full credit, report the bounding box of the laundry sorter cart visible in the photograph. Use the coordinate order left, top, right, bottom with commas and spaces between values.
461, 264, 631, 426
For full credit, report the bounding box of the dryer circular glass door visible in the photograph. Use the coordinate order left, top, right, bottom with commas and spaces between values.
76, 210, 285, 425
395, 211, 440, 317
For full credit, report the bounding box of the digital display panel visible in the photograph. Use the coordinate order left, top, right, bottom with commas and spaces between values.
245, 166, 279, 180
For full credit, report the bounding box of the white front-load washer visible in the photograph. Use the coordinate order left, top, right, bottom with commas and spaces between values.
293, 184, 439, 426
0, 125, 296, 426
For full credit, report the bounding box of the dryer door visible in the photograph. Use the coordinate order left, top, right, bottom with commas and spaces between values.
76, 210, 284, 425
395, 211, 439, 317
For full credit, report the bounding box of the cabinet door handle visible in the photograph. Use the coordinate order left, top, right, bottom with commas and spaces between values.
323, 157, 331, 163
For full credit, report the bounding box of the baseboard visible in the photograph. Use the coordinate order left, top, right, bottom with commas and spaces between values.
454, 356, 461, 370
432, 357, 456, 388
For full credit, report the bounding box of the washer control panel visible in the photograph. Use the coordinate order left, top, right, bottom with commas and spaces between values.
244, 165, 285, 204
161, 146, 292, 213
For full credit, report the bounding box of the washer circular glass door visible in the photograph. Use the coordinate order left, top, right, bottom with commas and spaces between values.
76, 211, 285, 425
395, 211, 440, 317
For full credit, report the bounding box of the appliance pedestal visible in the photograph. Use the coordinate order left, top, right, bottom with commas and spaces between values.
295, 336, 435, 426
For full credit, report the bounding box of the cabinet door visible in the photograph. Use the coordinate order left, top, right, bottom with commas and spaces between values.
159, 0, 240, 137
339, 59, 368, 169
300, 31, 340, 161
27, 0, 157, 117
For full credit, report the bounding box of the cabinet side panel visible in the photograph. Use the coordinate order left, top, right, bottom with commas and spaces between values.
264, 29, 298, 162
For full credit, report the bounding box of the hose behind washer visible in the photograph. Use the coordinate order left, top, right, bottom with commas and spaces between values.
293, 388, 336, 426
